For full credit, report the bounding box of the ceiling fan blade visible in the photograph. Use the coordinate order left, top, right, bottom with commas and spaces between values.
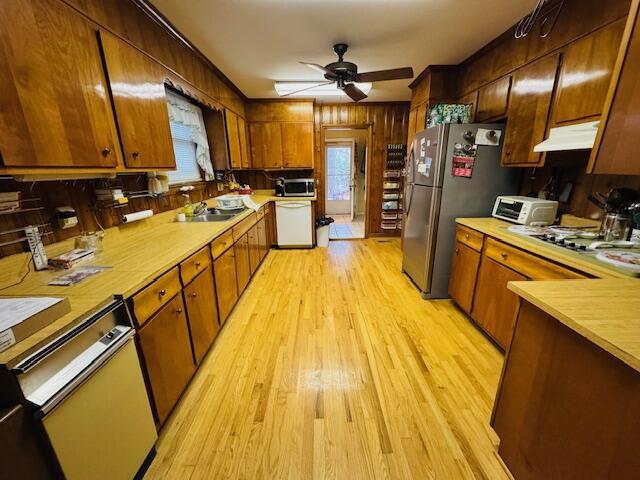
355, 67, 414, 82
280, 81, 334, 97
343, 83, 368, 102
299, 61, 336, 78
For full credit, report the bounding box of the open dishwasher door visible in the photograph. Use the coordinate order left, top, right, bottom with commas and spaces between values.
14, 300, 157, 480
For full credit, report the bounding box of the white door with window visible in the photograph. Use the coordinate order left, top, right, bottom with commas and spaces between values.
325, 141, 355, 215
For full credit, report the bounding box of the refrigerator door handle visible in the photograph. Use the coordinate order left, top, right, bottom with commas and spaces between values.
405, 183, 414, 216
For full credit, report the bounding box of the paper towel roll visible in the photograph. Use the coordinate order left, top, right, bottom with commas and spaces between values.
121, 209, 154, 224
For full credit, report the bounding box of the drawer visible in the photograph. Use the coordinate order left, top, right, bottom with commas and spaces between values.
232, 213, 257, 242
456, 225, 484, 251
179, 246, 211, 286
131, 266, 181, 327
211, 229, 234, 259
257, 206, 266, 220
484, 237, 587, 280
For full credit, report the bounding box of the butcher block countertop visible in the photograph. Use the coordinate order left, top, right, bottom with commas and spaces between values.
0, 191, 314, 366
456, 217, 635, 279
508, 279, 640, 373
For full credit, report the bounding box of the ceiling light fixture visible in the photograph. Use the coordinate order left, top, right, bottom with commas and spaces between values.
274, 81, 372, 97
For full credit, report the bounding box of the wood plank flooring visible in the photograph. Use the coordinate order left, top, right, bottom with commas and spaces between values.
144, 239, 511, 480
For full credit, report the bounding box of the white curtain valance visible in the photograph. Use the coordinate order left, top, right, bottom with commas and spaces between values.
166, 90, 214, 181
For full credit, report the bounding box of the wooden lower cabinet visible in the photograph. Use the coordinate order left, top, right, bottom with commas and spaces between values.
213, 247, 238, 324
248, 225, 260, 275
472, 257, 527, 349
257, 218, 267, 261
137, 294, 195, 425
448, 241, 481, 314
183, 267, 219, 364
493, 301, 640, 479
234, 233, 251, 295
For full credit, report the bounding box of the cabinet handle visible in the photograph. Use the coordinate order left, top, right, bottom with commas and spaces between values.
132, 151, 140, 158
191, 292, 197, 297
501, 252, 508, 259
159, 289, 166, 297
176, 308, 183, 314
195, 262, 201, 269
464, 234, 470, 240
455, 247, 460, 254
101, 147, 111, 157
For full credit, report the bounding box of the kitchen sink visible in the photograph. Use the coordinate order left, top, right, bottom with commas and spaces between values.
185, 207, 245, 222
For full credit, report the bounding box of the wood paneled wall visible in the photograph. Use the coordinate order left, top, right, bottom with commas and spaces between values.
0, 177, 231, 258
313, 103, 410, 235
62, 0, 245, 114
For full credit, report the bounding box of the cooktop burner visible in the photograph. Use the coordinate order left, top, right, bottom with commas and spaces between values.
537, 233, 590, 251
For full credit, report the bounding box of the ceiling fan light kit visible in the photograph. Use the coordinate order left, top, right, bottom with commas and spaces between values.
279, 43, 414, 101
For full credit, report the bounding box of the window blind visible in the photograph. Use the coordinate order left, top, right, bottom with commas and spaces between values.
167, 121, 203, 185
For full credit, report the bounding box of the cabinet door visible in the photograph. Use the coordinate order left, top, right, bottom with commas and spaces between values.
265, 207, 275, 248
137, 294, 195, 424
590, 5, 640, 175
416, 103, 428, 132
471, 257, 526, 349
237, 116, 251, 169
183, 267, 219, 365
225, 109, 242, 169
99, 31, 175, 169
448, 241, 481, 314
281, 123, 314, 168
249, 122, 283, 168
234, 233, 251, 295
476, 76, 511, 121
0, 0, 120, 168
502, 54, 560, 166
407, 108, 417, 145
457, 90, 479, 122
213, 247, 238, 324
553, 19, 625, 125
248, 224, 261, 274
257, 218, 268, 261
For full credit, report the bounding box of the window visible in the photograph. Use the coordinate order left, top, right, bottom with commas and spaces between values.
165, 90, 214, 185
168, 120, 203, 185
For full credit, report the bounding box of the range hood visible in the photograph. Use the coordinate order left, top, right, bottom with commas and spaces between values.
533, 120, 600, 152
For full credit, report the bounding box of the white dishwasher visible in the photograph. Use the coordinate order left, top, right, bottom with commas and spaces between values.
276, 201, 313, 248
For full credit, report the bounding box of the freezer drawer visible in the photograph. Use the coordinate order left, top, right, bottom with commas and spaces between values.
276, 201, 313, 247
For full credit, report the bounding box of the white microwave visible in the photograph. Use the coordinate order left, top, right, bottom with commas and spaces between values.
492, 196, 558, 226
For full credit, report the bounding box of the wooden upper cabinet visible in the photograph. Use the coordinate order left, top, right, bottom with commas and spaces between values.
225, 109, 242, 169
99, 31, 175, 169
590, 2, 640, 175
249, 122, 283, 169
281, 123, 314, 168
0, 0, 120, 168
502, 54, 560, 166
476, 76, 511, 121
553, 19, 625, 125
407, 108, 418, 145
237, 116, 251, 169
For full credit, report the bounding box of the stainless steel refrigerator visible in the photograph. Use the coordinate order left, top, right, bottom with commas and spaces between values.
402, 123, 519, 299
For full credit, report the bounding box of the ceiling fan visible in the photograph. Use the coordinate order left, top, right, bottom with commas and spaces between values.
287, 43, 414, 101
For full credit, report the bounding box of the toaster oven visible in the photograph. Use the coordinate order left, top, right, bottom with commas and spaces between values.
492, 195, 558, 226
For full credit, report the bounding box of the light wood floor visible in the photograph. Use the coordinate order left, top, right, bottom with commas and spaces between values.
144, 239, 510, 480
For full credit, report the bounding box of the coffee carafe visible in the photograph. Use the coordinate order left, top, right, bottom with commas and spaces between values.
588, 188, 640, 241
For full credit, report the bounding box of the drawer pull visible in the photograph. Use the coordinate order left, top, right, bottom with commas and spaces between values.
159, 289, 166, 297
501, 252, 508, 259
465, 234, 470, 240
195, 262, 201, 269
